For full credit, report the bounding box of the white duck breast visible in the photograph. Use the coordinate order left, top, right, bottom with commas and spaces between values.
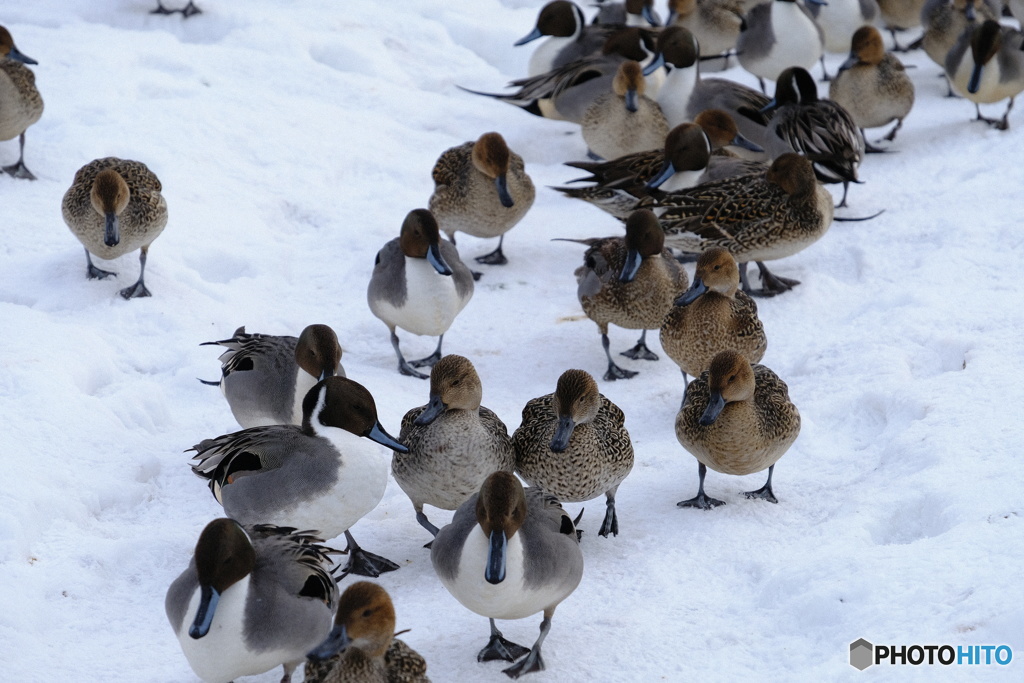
812, 0, 878, 53
443, 527, 565, 620
764, 2, 821, 73
374, 257, 467, 337
656, 63, 698, 128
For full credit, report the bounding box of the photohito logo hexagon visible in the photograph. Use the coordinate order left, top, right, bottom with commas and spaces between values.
850, 639, 874, 670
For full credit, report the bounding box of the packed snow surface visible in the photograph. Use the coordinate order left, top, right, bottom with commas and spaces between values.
1, 1, 1022, 681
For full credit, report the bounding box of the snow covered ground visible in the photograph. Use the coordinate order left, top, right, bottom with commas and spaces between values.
1, 0, 1022, 680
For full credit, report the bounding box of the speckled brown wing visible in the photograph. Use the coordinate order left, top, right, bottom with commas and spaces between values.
62, 157, 164, 225
564, 148, 665, 189
732, 292, 767, 363
750, 364, 800, 443
384, 638, 430, 683
592, 396, 633, 476
430, 142, 472, 191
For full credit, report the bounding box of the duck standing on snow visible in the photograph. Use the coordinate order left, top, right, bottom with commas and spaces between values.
431, 471, 584, 678
945, 19, 1024, 130
189, 377, 408, 577
394, 354, 516, 539
165, 519, 338, 683
829, 26, 915, 148
660, 247, 767, 386
562, 209, 688, 380
513, 369, 634, 537
61, 157, 168, 299
152, 1, 201, 16
675, 350, 800, 509
736, 0, 825, 93
199, 324, 344, 428
429, 132, 535, 266
368, 209, 474, 379
763, 67, 865, 207
305, 582, 430, 683
649, 153, 835, 296
0, 25, 43, 180
581, 60, 668, 160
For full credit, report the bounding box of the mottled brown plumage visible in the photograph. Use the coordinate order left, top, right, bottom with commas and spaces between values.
660, 247, 766, 379
581, 60, 668, 160
676, 351, 800, 508
830, 26, 914, 140
513, 369, 633, 536
61, 157, 168, 298
0, 25, 44, 179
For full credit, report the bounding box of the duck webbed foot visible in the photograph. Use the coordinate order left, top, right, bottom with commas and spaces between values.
502, 616, 551, 679
475, 237, 508, 265
743, 464, 778, 503
409, 335, 443, 368
479, 619, 531, 663
339, 530, 399, 578
602, 334, 637, 381
741, 261, 799, 297
678, 462, 726, 510
598, 495, 618, 537
619, 330, 658, 361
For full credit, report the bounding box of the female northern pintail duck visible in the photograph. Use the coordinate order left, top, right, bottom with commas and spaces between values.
0, 26, 42, 180
736, 0, 825, 93
305, 582, 430, 683
581, 60, 668, 159
922, 0, 999, 77
190, 377, 408, 577
513, 369, 634, 536
555, 122, 714, 218
945, 20, 1024, 130
668, 0, 745, 61
431, 471, 583, 678
429, 132, 535, 266
200, 324, 344, 428
394, 354, 516, 538
368, 209, 474, 379
560, 210, 688, 380
877, 0, 927, 51
660, 247, 766, 386
645, 26, 772, 146
61, 157, 168, 299
805, 0, 879, 79
649, 153, 835, 296
763, 67, 865, 207
675, 350, 800, 509
695, 109, 769, 183
153, 0, 201, 16
829, 26, 915, 148
165, 519, 338, 683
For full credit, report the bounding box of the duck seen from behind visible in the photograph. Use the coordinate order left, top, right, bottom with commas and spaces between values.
165, 519, 338, 683
660, 247, 766, 385
564, 209, 688, 380
200, 324, 344, 428
189, 377, 408, 577
305, 582, 430, 683
945, 19, 1024, 130
513, 369, 634, 537
429, 132, 535, 266
395, 354, 516, 539
367, 209, 474, 379
431, 471, 584, 678
0, 25, 43, 180
675, 350, 800, 509
61, 157, 168, 298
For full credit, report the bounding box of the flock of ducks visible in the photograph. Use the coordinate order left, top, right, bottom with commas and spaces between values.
2, 1, 1021, 681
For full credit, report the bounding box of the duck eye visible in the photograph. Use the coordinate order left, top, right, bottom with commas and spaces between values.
452, 379, 461, 387
713, 265, 720, 270
728, 375, 736, 383
363, 609, 372, 617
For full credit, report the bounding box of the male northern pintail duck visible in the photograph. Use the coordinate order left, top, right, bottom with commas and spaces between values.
513, 369, 634, 537
736, 0, 825, 93
189, 376, 408, 577
660, 247, 767, 386
305, 582, 430, 683
763, 67, 865, 207
555, 122, 714, 219
515, 1, 604, 76
581, 60, 669, 159
429, 132, 535, 267
922, 0, 999, 79
945, 19, 1024, 130
61, 157, 168, 299
648, 153, 835, 296
560, 210, 688, 380
431, 471, 583, 678
464, 28, 663, 124
829, 26, 915, 148
0, 26, 42, 180
805, 0, 879, 79
645, 26, 772, 146
153, 0, 201, 16
675, 350, 800, 509
165, 519, 338, 683
877, 0, 927, 51
394, 354, 516, 539
368, 209, 474, 379
199, 324, 344, 428
668, 0, 745, 62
